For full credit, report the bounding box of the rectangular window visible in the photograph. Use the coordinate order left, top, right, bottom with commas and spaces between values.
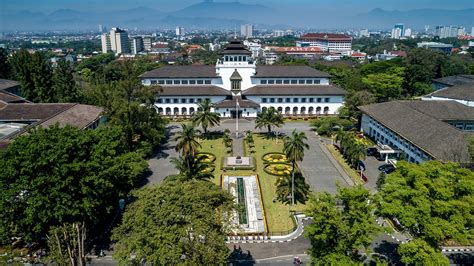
283, 80, 290, 84
181, 99, 186, 103
261, 80, 267, 85
269, 80, 276, 84
306, 79, 313, 84
166, 80, 172, 85
291, 80, 297, 84
262, 98, 267, 103
173, 80, 180, 85
206, 98, 211, 102
181, 80, 188, 85
301, 98, 306, 103
298, 80, 305, 84
158, 80, 165, 85
173, 98, 179, 103
189, 99, 195, 103
197, 98, 202, 103
277, 98, 283, 103
165, 99, 171, 103
190, 80, 196, 84
151, 80, 157, 85
317, 98, 322, 103
309, 98, 314, 103
314, 79, 321, 84
293, 98, 299, 103
270, 98, 275, 103
197, 80, 204, 84
285, 98, 291, 103
205, 80, 211, 84
324, 98, 330, 103
157, 99, 163, 103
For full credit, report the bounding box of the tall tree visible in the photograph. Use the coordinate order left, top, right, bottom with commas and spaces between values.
377, 161, 474, 247
305, 186, 380, 264
275, 172, 310, 205
255, 107, 284, 134
362, 66, 405, 100
10, 50, 54, 102
283, 130, 309, 206
174, 123, 202, 158
0, 48, 11, 78
398, 239, 449, 266
169, 155, 214, 181
0, 125, 148, 263
112, 180, 234, 265
52, 59, 81, 102
192, 99, 220, 135
86, 60, 166, 154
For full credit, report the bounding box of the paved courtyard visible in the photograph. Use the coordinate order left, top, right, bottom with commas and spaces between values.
147, 120, 352, 194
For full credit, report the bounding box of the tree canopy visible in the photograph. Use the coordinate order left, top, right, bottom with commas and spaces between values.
255, 107, 284, 134
398, 239, 449, 265
305, 185, 381, 264
0, 125, 148, 245
112, 180, 234, 265
192, 98, 220, 135
377, 161, 474, 247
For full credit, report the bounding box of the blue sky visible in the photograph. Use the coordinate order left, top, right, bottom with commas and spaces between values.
3, 0, 474, 13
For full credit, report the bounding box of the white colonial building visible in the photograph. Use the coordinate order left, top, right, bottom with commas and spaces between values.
140, 40, 346, 118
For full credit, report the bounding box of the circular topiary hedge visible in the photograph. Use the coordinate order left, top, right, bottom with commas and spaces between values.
196, 152, 217, 163
263, 163, 293, 176
262, 152, 288, 164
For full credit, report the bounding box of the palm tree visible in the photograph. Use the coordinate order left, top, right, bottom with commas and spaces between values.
192, 99, 220, 136
174, 123, 201, 170
275, 172, 310, 205
255, 107, 284, 135
283, 130, 309, 206
174, 123, 201, 158
169, 155, 214, 181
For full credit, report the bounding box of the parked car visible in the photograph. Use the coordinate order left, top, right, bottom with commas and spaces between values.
378, 164, 392, 171
367, 147, 378, 156
383, 165, 396, 174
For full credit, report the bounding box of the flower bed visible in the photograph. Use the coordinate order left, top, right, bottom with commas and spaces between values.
263, 163, 293, 176
196, 152, 216, 163
262, 152, 288, 164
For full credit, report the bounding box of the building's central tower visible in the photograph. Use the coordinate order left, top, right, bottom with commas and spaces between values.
216, 40, 256, 91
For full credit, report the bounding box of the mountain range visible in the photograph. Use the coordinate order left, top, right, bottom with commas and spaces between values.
1, 0, 472, 31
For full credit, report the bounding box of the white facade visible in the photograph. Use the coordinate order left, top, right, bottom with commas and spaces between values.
176, 26, 185, 36
361, 114, 433, 163
142, 41, 345, 118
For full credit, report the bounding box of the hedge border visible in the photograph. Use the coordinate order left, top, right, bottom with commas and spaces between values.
196, 152, 217, 163
263, 162, 293, 176
261, 152, 288, 164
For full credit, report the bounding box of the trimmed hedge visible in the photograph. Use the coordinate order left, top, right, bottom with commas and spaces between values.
196, 152, 216, 163
263, 163, 293, 176
262, 152, 288, 164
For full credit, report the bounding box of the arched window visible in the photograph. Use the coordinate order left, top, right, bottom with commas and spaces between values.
293, 107, 298, 115
308, 107, 314, 115
285, 107, 291, 114
316, 107, 321, 115
323, 107, 329, 115
165, 107, 171, 115
181, 107, 187, 116
189, 107, 195, 115
157, 107, 163, 114
277, 107, 283, 113
300, 106, 306, 115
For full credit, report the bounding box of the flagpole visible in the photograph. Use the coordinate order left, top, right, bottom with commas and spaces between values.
236, 97, 239, 138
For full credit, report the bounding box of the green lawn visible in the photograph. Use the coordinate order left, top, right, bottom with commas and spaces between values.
325, 144, 364, 185
200, 133, 305, 233
247, 133, 306, 233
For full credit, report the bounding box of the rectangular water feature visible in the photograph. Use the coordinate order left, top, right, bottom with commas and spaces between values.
223, 175, 266, 234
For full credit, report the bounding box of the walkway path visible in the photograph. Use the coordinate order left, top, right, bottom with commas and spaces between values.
232, 136, 245, 157
146, 125, 180, 184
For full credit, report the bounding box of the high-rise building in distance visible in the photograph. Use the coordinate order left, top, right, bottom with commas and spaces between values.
391, 23, 405, 39
241, 24, 253, 38
101, 27, 130, 54
435, 25, 465, 38
130, 36, 144, 55
176, 26, 185, 36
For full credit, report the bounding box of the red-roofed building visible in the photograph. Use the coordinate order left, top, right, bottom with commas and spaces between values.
297, 33, 352, 53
